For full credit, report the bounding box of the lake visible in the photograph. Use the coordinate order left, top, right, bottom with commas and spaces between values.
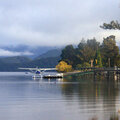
0, 72, 119, 120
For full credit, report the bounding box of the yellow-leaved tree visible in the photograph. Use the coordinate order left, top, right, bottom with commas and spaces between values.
56, 61, 72, 72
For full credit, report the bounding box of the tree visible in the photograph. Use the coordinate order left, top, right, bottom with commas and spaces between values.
61, 45, 77, 67
100, 35, 119, 67
100, 20, 120, 30
95, 50, 102, 67
82, 62, 91, 67
56, 61, 72, 72
76, 64, 82, 70
60, 38, 100, 69
114, 55, 120, 67
77, 38, 100, 63
100, 21, 120, 67
76, 62, 90, 69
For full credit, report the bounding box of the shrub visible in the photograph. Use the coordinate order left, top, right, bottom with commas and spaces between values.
56, 61, 72, 72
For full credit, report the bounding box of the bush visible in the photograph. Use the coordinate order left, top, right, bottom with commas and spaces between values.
76, 62, 90, 70
56, 61, 72, 72
82, 62, 91, 67
76, 64, 82, 69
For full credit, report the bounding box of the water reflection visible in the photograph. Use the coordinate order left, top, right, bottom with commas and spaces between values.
89, 114, 119, 120
29, 74, 120, 120
60, 74, 120, 120
0, 72, 120, 120
110, 115, 119, 120
89, 116, 98, 120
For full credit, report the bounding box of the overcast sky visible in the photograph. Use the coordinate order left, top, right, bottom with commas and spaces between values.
0, 0, 120, 47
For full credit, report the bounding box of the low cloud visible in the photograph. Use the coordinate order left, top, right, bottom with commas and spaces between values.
0, 49, 33, 56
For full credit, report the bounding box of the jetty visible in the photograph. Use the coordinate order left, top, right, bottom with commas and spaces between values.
63, 67, 120, 81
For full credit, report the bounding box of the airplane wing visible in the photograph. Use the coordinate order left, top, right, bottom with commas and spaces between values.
19, 68, 57, 71
39, 68, 57, 71
19, 68, 38, 71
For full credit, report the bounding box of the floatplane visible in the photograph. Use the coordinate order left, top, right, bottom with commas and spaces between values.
19, 67, 63, 79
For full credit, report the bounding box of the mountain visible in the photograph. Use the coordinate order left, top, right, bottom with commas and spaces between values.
0, 56, 31, 64
36, 49, 62, 59
23, 56, 61, 68
0, 48, 61, 71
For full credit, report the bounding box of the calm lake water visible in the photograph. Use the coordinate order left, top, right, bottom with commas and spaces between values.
0, 72, 120, 120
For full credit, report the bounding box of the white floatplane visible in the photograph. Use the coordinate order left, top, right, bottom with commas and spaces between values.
19, 67, 63, 79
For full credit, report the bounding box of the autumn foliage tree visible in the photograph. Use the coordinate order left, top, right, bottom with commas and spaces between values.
56, 61, 72, 72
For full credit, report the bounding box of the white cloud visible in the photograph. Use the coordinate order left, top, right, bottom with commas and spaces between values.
0, 49, 33, 56
0, 0, 119, 46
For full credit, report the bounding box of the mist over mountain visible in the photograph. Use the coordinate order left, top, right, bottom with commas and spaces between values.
0, 46, 62, 71
0, 45, 62, 58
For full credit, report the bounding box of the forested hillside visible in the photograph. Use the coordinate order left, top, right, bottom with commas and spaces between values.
60, 35, 120, 69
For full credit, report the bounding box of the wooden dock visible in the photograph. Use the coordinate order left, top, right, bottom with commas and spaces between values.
93, 67, 120, 81
64, 67, 120, 81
